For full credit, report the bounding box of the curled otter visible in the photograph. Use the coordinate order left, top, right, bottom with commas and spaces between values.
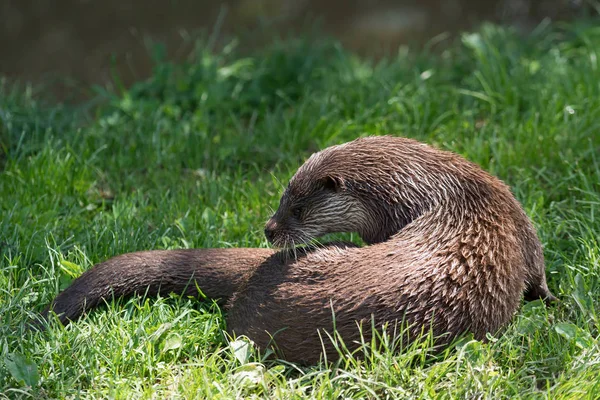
40, 136, 555, 364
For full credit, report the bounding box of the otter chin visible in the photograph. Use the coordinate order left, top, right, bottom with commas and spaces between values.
39, 135, 556, 365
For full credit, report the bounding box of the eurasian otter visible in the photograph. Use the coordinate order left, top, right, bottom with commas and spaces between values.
40, 136, 556, 365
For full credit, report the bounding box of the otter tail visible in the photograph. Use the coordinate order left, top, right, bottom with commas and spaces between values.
38, 248, 275, 327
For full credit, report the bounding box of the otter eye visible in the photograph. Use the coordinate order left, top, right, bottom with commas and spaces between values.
291, 207, 302, 219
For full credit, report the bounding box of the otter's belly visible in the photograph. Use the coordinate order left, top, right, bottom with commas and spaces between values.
224, 242, 526, 364
225, 248, 403, 364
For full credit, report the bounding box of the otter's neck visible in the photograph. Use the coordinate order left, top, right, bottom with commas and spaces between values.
356, 170, 490, 245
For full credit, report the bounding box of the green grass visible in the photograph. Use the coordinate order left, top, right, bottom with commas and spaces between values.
1, 21, 600, 398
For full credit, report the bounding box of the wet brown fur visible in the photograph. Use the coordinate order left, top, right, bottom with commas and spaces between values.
40, 136, 555, 365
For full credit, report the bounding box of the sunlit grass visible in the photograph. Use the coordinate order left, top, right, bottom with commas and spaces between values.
1, 21, 600, 398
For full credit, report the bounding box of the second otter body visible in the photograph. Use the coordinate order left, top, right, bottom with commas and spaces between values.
42, 136, 555, 364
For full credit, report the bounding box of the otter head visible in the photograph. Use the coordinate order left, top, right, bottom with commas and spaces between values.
264, 171, 369, 248
264, 137, 435, 248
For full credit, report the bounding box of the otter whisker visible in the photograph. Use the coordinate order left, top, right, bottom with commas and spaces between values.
291, 238, 298, 262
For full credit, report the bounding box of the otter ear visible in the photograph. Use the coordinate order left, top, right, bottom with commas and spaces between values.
320, 176, 343, 192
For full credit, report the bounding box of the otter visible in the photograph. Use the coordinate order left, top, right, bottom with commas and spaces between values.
40, 136, 556, 365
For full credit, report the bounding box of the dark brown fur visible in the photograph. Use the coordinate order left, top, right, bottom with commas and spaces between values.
40, 136, 555, 365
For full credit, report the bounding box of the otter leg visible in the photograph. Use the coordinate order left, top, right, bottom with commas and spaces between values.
524, 279, 558, 305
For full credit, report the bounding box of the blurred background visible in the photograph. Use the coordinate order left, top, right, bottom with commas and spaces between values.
0, 0, 595, 101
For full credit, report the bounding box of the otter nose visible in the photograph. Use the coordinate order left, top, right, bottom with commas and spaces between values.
264, 219, 278, 243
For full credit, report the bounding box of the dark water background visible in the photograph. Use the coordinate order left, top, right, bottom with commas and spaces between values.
0, 0, 593, 100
